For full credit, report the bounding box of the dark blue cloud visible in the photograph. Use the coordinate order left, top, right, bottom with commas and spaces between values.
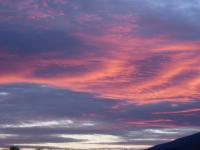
0, 83, 200, 147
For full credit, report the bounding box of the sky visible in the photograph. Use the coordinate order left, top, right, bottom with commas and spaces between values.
0, 0, 200, 149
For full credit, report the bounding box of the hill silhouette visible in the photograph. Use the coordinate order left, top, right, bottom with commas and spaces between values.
147, 132, 200, 150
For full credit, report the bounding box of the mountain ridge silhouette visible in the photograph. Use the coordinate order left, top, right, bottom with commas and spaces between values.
146, 132, 200, 150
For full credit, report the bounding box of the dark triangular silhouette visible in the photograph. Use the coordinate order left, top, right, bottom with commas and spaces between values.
146, 132, 200, 150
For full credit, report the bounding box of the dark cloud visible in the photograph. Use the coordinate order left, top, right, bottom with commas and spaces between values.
33, 63, 101, 78
0, 134, 81, 146
0, 83, 200, 147
0, 29, 89, 56
134, 53, 171, 81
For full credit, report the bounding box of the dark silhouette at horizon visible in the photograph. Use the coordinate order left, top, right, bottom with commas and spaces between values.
146, 132, 200, 150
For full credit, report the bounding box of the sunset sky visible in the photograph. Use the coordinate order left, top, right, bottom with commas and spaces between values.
0, 0, 200, 149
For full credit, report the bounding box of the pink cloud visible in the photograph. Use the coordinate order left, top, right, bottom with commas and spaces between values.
76, 14, 103, 23
125, 119, 176, 128
1, 10, 200, 105
153, 108, 200, 115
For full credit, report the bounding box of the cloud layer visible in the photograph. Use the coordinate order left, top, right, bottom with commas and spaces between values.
0, 0, 200, 149
0, 83, 200, 148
